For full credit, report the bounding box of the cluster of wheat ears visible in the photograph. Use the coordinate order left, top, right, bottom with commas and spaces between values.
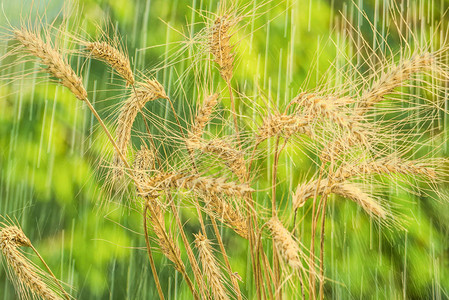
2, 1, 449, 299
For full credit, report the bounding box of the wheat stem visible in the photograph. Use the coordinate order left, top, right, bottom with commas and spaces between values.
168, 198, 206, 299
308, 163, 326, 300
210, 217, 242, 300
29, 244, 70, 300
142, 204, 165, 300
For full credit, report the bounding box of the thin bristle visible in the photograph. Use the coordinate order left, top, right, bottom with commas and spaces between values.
86, 41, 134, 85
14, 28, 87, 101
0, 226, 63, 300
194, 232, 229, 300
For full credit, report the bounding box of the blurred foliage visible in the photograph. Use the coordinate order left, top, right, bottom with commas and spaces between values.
1, 0, 449, 299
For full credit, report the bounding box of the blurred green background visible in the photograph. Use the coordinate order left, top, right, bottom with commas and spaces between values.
1, 0, 449, 299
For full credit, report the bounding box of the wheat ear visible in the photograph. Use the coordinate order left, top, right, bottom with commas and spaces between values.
267, 217, 305, 270
257, 113, 313, 142
205, 195, 248, 239
300, 95, 369, 146
85, 41, 134, 85
14, 26, 131, 170
138, 172, 253, 199
210, 14, 241, 142
133, 145, 155, 183
188, 139, 247, 182
188, 93, 219, 144
132, 147, 166, 300
14, 29, 87, 101
293, 178, 331, 210
133, 150, 184, 271
332, 183, 387, 219
194, 232, 230, 300
113, 79, 168, 179
0, 225, 68, 300
210, 16, 235, 83
336, 157, 437, 180
294, 178, 383, 215
358, 53, 433, 113
144, 197, 183, 273
294, 179, 386, 218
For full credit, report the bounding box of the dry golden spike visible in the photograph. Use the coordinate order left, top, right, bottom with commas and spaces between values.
294, 156, 437, 210
138, 172, 253, 199
113, 79, 168, 179
187, 138, 246, 182
332, 183, 387, 219
188, 93, 219, 144
194, 232, 230, 300
257, 113, 313, 142
14, 28, 88, 101
267, 217, 304, 269
14, 26, 132, 175
204, 195, 248, 239
299, 95, 369, 145
133, 145, 154, 182
336, 157, 437, 180
85, 41, 134, 85
210, 15, 235, 82
358, 53, 433, 113
146, 201, 184, 273
0, 225, 65, 300
293, 178, 331, 210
